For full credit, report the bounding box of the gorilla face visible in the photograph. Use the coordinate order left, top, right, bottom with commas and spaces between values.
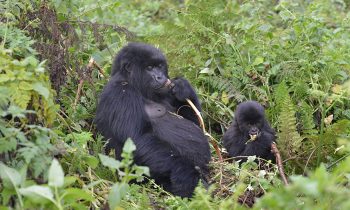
112, 42, 169, 92
235, 101, 265, 140
143, 61, 168, 90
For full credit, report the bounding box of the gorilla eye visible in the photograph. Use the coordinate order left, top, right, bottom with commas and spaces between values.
146, 66, 153, 70
158, 63, 163, 67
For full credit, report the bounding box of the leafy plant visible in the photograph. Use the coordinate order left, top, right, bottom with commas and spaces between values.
0, 159, 93, 209
99, 138, 150, 209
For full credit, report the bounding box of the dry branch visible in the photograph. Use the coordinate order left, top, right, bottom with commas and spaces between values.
271, 142, 289, 185
186, 99, 223, 162
73, 58, 106, 110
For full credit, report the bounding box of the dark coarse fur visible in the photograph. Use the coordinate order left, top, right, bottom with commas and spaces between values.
95, 42, 211, 197
223, 101, 276, 163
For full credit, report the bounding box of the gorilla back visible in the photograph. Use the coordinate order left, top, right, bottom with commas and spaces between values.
95, 42, 211, 197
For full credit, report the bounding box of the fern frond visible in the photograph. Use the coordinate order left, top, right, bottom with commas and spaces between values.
201, 76, 246, 102
275, 81, 303, 157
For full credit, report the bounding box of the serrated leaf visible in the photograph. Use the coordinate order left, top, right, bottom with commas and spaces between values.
48, 159, 64, 187
123, 138, 136, 153
0, 163, 22, 189
32, 82, 49, 99
19, 185, 53, 203
99, 154, 121, 170
19, 81, 33, 90
108, 183, 129, 209
0, 136, 17, 153
252, 57, 264, 66
134, 166, 150, 182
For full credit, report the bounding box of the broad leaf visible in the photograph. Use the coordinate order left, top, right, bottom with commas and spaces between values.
48, 159, 64, 187
32, 82, 49, 99
99, 154, 121, 170
0, 163, 22, 189
19, 185, 54, 203
108, 183, 129, 209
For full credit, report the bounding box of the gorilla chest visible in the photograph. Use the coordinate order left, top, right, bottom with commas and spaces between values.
144, 101, 177, 118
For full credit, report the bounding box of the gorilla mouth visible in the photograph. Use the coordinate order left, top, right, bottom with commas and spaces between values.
155, 79, 172, 90
249, 132, 260, 141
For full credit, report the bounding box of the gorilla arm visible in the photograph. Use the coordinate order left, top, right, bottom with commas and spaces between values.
95, 77, 148, 158
145, 102, 211, 168
165, 78, 202, 126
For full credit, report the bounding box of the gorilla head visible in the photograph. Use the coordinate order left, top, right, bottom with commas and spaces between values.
235, 101, 266, 140
223, 100, 276, 162
111, 43, 169, 92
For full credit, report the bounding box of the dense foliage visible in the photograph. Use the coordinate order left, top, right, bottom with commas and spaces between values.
0, 0, 349, 209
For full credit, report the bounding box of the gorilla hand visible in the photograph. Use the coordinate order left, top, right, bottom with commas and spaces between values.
170, 77, 197, 102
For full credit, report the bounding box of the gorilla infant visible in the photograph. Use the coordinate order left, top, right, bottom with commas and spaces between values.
223, 101, 276, 163
95, 42, 211, 197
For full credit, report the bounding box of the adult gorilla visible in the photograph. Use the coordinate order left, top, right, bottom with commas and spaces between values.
95, 43, 211, 197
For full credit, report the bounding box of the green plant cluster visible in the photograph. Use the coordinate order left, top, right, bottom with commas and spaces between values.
1, 0, 350, 209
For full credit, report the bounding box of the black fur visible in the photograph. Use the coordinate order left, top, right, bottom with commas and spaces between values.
95, 43, 211, 197
223, 101, 276, 163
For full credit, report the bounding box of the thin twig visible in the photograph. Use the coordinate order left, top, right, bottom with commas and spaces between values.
186, 99, 223, 162
271, 142, 289, 185
73, 79, 84, 110
90, 58, 106, 78
73, 58, 102, 110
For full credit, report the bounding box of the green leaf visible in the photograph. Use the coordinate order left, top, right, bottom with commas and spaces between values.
82, 155, 99, 169
134, 166, 150, 182
279, 10, 294, 21
19, 185, 53, 203
252, 57, 264, 66
63, 176, 78, 188
99, 154, 121, 170
123, 138, 136, 153
0, 135, 17, 153
48, 159, 64, 187
258, 24, 272, 32
108, 183, 129, 209
0, 74, 10, 82
32, 82, 49, 99
19, 81, 33, 90
0, 163, 22, 189
62, 188, 93, 201
199, 67, 214, 75
221, 91, 229, 105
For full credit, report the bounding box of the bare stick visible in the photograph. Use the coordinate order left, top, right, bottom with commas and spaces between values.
73, 59, 95, 110
186, 99, 223, 162
90, 58, 106, 78
271, 142, 289, 185
73, 79, 84, 110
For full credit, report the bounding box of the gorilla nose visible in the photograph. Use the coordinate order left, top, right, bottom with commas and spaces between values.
249, 127, 259, 135
155, 75, 167, 85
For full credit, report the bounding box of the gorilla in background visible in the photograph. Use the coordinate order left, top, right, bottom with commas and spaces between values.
95, 43, 211, 197
223, 101, 276, 163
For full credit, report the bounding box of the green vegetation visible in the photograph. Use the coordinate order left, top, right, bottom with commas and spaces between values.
1, 0, 349, 209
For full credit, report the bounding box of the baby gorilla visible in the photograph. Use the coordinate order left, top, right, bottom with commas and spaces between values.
223, 101, 276, 163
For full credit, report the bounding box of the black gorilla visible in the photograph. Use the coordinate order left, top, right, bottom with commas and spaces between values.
95, 43, 211, 197
223, 101, 276, 163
